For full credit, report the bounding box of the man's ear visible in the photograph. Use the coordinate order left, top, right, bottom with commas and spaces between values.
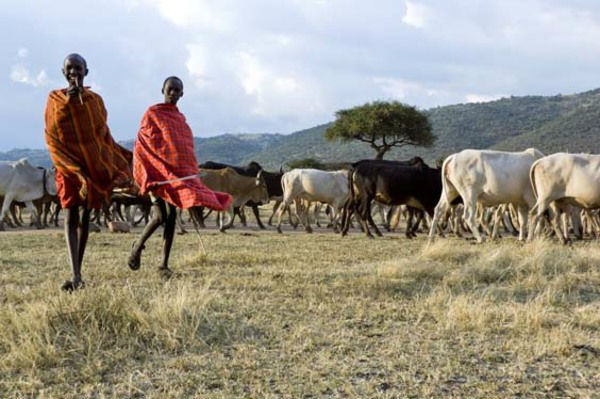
161, 87, 165, 95
84, 67, 89, 77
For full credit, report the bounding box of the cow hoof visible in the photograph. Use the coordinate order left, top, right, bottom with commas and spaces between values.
61, 279, 85, 292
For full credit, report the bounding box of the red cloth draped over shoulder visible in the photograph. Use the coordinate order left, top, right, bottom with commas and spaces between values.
133, 103, 232, 210
44, 88, 133, 209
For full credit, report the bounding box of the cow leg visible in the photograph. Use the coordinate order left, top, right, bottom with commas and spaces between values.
408, 209, 424, 238
429, 196, 451, 241
222, 205, 239, 232
313, 203, 321, 228
268, 200, 281, 226
356, 198, 374, 238
528, 198, 552, 241
515, 205, 529, 242
275, 199, 289, 234
176, 208, 187, 235
570, 207, 583, 240
25, 201, 42, 229
232, 206, 246, 227
405, 208, 415, 238
251, 205, 266, 230
9, 202, 22, 226
0, 192, 18, 231
490, 205, 503, 240
42, 201, 51, 227
297, 199, 313, 233
340, 200, 353, 236
367, 208, 382, 237
502, 206, 518, 237
549, 203, 569, 244
463, 197, 484, 243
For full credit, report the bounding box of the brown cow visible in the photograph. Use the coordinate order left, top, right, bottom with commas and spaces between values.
197, 167, 269, 231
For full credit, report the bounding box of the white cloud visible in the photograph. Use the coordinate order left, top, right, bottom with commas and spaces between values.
374, 77, 443, 100
401, 1, 431, 28
10, 65, 50, 87
17, 47, 29, 58
139, 0, 234, 31
185, 43, 212, 89
465, 94, 507, 103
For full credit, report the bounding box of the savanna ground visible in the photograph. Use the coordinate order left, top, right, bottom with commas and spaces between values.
1, 216, 600, 398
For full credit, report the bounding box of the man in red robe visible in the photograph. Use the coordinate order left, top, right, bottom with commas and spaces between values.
45, 53, 132, 291
129, 76, 232, 275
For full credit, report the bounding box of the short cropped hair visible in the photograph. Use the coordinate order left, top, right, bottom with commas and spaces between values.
64, 53, 87, 69
162, 76, 183, 89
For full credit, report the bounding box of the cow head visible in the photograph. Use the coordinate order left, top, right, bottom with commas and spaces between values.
246, 161, 263, 176
254, 170, 270, 203
45, 167, 58, 196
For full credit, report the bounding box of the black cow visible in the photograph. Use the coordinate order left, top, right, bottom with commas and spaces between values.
197, 161, 284, 229
341, 158, 442, 238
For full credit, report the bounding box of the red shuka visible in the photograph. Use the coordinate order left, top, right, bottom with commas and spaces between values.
133, 103, 232, 210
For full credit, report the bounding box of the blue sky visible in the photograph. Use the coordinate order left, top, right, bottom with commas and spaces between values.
3, 0, 600, 150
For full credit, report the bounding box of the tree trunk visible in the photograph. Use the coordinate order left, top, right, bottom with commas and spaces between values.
375, 148, 387, 160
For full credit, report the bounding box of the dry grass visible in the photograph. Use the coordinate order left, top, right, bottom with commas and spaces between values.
1, 228, 600, 398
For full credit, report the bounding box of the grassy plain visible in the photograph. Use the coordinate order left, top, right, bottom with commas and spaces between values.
1, 225, 600, 398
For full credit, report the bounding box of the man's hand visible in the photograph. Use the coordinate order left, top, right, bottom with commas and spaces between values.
66, 81, 81, 98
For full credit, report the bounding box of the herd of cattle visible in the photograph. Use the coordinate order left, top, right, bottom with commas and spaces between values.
2, 148, 600, 244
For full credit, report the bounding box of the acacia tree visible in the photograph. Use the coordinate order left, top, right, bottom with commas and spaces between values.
325, 101, 435, 160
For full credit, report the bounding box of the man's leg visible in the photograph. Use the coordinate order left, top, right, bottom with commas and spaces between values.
128, 198, 166, 270
159, 203, 177, 272
78, 208, 91, 266
63, 206, 82, 290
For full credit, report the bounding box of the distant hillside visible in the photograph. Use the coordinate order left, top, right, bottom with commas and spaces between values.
4, 88, 600, 169
0, 148, 53, 168
248, 88, 600, 168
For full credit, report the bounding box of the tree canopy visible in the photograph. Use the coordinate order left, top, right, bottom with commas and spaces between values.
325, 101, 435, 160
286, 158, 326, 170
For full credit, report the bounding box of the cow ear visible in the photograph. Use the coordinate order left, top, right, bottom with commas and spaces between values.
280, 165, 284, 174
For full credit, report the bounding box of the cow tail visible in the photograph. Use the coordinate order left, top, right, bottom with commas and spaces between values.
440, 155, 454, 204
340, 166, 356, 233
529, 160, 539, 199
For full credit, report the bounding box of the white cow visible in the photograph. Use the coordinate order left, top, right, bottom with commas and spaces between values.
276, 169, 349, 233
0, 159, 57, 230
528, 153, 600, 243
429, 148, 544, 242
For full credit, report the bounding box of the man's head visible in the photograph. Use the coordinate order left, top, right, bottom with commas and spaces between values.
162, 76, 184, 105
62, 53, 88, 87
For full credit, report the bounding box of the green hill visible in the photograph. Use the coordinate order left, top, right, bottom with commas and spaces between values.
4, 88, 600, 169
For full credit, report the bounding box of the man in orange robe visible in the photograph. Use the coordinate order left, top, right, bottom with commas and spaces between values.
45, 53, 132, 291
129, 76, 231, 275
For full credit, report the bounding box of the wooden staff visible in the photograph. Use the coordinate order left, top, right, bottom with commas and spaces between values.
74, 79, 83, 104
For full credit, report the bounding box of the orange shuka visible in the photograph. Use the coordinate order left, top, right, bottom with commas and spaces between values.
44, 88, 132, 209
